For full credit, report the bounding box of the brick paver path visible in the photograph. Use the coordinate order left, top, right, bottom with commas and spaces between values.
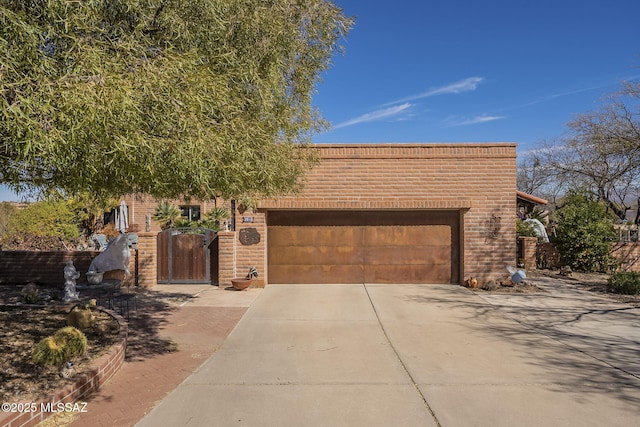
60, 295, 246, 427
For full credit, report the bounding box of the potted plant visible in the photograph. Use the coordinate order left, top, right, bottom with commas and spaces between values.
231, 266, 258, 290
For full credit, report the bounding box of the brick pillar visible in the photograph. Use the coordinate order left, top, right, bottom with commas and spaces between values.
136, 232, 157, 288
217, 231, 236, 287
518, 236, 538, 270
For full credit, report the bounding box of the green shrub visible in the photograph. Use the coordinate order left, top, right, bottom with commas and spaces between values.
3, 200, 80, 239
24, 292, 39, 304
608, 272, 640, 295
516, 219, 538, 237
0, 201, 17, 237
32, 326, 87, 366
552, 191, 617, 272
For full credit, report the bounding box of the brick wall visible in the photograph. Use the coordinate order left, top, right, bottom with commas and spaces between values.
123, 194, 230, 233
233, 210, 267, 285
136, 232, 157, 288
250, 143, 517, 284
611, 243, 640, 272
534, 242, 640, 273
121, 143, 517, 286
518, 237, 538, 270
0, 250, 137, 286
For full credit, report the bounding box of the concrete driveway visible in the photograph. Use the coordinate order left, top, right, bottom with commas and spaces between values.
137, 280, 640, 427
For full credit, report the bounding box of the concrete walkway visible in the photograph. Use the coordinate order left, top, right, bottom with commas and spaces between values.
136, 282, 640, 427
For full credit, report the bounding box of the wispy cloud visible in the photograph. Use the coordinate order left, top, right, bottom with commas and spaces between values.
334, 103, 412, 129
382, 77, 484, 107
445, 114, 505, 127
518, 86, 604, 109
506, 74, 640, 112
333, 77, 485, 130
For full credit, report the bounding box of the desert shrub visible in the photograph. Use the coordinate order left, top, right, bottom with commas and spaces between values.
552, 191, 618, 272
607, 272, 640, 295
24, 292, 39, 304
32, 326, 87, 366
3, 200, 80, 240
0, 201, 17, 237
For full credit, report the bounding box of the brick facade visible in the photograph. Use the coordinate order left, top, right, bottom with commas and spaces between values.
124, 143, 517, 286
253, 143, 517, 285
122, 195, 228, 234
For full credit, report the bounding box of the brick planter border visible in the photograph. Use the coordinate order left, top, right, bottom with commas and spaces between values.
0, 307, 128, 427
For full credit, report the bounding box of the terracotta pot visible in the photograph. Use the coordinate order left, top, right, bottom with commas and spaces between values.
231, 278, 252, 290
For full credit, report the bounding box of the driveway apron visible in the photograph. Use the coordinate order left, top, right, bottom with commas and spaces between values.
137, 283, 640, 427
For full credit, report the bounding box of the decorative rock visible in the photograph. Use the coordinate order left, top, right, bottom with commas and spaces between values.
464, 277, 478, 288
559, 265, 573, 276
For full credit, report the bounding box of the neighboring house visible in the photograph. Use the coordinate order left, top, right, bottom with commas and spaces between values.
125, 143, 518, 286
516, 190, 548, 219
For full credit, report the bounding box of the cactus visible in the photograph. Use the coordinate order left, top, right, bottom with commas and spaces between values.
32, 326, 88, 366
24, 291, 39, 304
32, 336, 67, 366
66, 304, 95, 330
55, 326, 88, 357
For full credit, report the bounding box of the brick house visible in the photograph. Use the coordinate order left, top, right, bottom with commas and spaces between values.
125, 143, 517, 287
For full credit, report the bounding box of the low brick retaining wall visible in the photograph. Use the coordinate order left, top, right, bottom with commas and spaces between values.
612, 242, 640, 272
0, 307, 128, 427
535, 241, 640, 272
0, 250, 137, 287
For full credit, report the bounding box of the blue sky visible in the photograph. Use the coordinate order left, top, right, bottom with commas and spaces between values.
313, 0, 640, 150
2, 0, 639, 201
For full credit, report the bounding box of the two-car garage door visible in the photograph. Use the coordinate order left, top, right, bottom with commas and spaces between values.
267, 210, 460, 284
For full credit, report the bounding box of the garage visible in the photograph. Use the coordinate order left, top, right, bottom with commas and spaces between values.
267, 210, 461, 284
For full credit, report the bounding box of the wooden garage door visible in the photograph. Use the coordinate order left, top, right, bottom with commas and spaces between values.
267, 210, 460, 284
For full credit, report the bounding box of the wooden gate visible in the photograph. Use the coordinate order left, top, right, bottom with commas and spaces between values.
157, 228, 218, 284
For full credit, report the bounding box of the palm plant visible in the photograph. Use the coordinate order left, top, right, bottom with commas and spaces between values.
201, 207, 231, 231
152, 201, 181, 230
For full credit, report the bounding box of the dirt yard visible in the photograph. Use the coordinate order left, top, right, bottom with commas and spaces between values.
0, 286, 120, 404
470, 268, 640, 307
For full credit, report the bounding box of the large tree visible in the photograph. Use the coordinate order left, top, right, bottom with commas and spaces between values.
0, 0, 352, 201
532, 81, 640, 222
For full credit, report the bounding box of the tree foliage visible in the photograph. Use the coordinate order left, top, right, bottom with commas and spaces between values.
2, 199, 81, 239
0, 0, 352, 201
552, 191, 618, 273
529, 81, 640, 222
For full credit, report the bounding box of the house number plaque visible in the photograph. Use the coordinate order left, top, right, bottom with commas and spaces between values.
239, 228, 260, 245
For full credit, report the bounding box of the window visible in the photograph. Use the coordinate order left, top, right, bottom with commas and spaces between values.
180, 205, 201, 221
